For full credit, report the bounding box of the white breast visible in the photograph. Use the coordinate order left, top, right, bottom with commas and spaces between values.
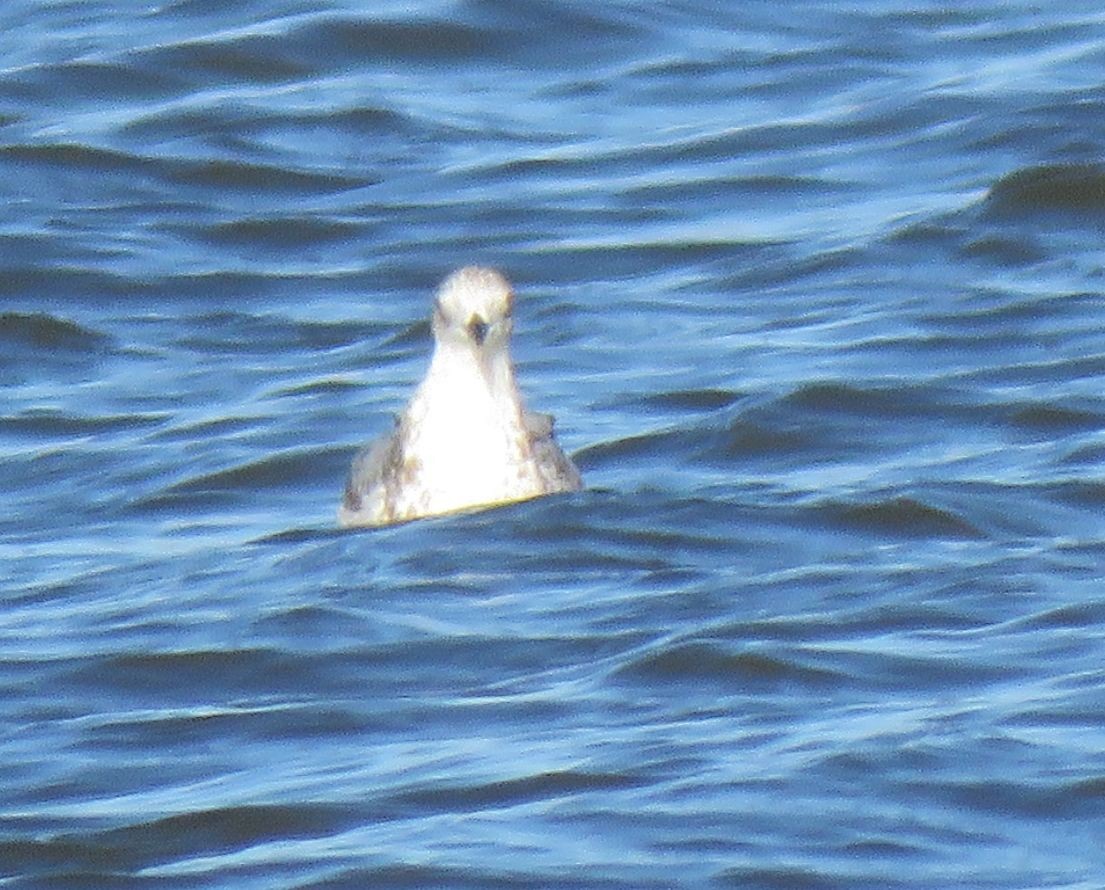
392, 352, 543, 520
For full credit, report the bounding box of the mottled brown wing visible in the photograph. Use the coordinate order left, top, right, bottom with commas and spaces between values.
524, 410, 583, 493
339, 420, 403, 526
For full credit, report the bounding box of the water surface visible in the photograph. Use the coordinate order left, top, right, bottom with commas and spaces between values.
3, 2, 1105, 887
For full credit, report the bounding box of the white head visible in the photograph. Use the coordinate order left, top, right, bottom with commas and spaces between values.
432, 266, 515, 358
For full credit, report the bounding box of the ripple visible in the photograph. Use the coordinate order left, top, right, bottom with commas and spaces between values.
0, 410, 166, 439
0, 142, 154, 177
1, 139, 370, 202
1008, 402, 1105, 436
0, 803, 360, 880
637, 388, 742, 413
0, 313, 116, 382
166, 156, 371, 195
390, 768, 643, 814
985, 163, 1105, 219
153, 446, 345, 496
818, 495, 984, 540
617, 641, 841, 690
135, 32, 312, 85
0, 312, 113, 354
195, 215, 364, 250
6, 58, 185, 104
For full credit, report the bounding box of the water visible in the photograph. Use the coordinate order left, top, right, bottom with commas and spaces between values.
3, 1, 1105, 887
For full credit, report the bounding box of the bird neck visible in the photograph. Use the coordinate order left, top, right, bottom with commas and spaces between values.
427, 342, 518, 403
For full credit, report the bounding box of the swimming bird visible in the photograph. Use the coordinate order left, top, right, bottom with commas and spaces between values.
339, 266, 582, 528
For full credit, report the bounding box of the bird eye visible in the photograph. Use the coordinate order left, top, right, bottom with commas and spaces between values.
467, 315, 489, 345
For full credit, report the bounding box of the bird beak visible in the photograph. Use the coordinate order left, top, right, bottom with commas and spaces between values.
467, 315, 489, 346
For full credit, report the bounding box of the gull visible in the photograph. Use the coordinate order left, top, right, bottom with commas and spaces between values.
339, 266, 582, 528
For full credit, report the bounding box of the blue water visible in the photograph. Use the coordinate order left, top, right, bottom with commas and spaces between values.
4, 2, 1105, 887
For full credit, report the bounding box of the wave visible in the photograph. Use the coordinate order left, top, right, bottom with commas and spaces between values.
985, 163, 1105, 220
0, 313, 116, 382
0, 312, 112, 353
816, 494, 983, 540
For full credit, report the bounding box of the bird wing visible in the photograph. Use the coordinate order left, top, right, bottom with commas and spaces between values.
339, 419, 404, 526
524, 410, 583, 493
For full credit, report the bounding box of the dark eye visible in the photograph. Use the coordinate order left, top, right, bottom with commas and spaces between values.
467, 315, 489, 345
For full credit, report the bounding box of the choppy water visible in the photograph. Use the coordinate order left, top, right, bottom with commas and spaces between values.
4, 2, 1105, 887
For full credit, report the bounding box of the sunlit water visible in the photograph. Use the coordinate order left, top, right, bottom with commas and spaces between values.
3, 2, 1105, 887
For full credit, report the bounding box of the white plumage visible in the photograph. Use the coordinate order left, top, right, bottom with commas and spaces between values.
339, 266, 582, 528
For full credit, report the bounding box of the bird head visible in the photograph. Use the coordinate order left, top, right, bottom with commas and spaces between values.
432, 266, 515, 357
